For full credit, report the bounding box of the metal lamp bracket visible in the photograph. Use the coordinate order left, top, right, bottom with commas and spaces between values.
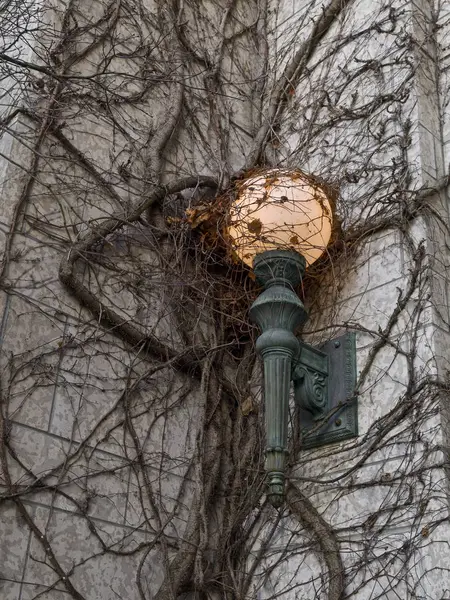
293, 332, 358, 448
249, 249, 358, 505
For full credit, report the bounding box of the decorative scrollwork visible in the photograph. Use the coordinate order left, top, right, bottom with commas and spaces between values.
253, 250, 306, 288
294, 366, 327, 418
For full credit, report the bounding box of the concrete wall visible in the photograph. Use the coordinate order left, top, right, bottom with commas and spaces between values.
1, 0, 450, 598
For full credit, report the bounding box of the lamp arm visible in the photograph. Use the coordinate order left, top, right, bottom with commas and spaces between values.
257, 331, 299, 508
249, 250, 308, 507
249, 251, 358, 507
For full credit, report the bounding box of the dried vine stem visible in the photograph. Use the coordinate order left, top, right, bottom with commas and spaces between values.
245, 0, 354, 168
0, 379, 87, 599
287, 483, 345, 600
59, 176, 219, 372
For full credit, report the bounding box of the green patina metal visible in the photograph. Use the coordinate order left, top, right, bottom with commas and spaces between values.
250, 249, 357, 508
294, 332, 358, 449
250, 250, 307, 508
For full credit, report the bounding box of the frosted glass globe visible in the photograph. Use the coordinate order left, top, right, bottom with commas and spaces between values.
227, 170, 333, 267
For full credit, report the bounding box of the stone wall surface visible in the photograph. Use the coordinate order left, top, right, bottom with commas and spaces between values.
1, 0, 450, 599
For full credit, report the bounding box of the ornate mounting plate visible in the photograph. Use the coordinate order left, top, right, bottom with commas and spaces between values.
293, 332, 357, 448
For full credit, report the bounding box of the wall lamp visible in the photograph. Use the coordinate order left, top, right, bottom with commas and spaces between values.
227, 170, 357, 508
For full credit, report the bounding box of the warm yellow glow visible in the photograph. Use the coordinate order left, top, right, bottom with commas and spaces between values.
227, 170, 333, 267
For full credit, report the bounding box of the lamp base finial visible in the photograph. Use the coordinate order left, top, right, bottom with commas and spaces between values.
267, 471, 285, 508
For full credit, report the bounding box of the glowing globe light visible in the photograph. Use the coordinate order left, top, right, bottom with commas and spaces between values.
228, 170, 333, 267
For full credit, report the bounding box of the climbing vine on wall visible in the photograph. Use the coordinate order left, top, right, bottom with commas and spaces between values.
0, 0, 450, 599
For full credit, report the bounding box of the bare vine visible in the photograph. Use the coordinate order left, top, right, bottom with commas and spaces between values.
1, 0, 450, 599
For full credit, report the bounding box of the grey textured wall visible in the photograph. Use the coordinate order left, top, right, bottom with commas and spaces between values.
1, 0, 450, 598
